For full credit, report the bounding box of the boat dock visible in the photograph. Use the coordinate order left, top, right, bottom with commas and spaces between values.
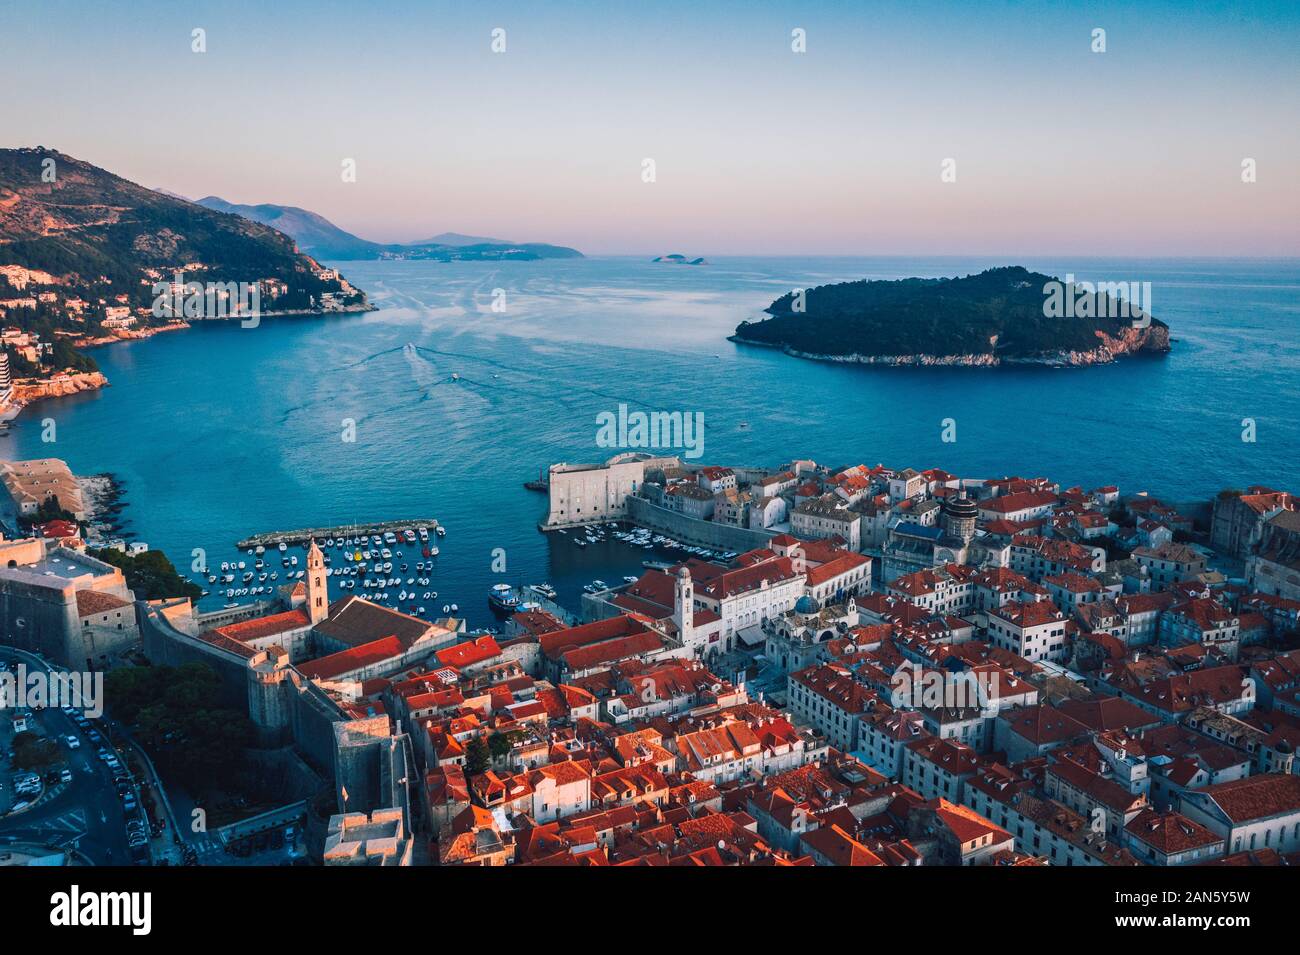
236, 519, 441, 550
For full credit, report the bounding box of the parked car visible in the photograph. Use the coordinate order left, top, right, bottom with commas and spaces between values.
64, 735, 80, 750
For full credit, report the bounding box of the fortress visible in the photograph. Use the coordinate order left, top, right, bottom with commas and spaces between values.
140, 541, 447, 818
542, 452, 681, 528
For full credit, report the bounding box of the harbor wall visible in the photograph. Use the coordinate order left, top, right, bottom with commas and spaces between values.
237, 519, 439, 550
626, 497, 774, 552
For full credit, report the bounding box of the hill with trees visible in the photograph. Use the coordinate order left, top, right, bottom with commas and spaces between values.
731, 266, 1170, 367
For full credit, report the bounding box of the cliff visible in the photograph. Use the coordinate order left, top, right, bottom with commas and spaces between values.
13, 371, 109, 400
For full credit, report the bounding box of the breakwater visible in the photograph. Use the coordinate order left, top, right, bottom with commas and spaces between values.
237, 519, 440, 550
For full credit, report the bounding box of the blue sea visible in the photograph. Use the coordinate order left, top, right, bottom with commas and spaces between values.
9, 256, 1299, 626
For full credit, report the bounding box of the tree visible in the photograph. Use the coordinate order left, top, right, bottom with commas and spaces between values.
51, 337, 98, 373
488, 731, 521, 760
104, 662, 254, 788
465, 737, 490, 776
12, 731, 60, 771
92, 547, 202, 601
32, 493, 76, 525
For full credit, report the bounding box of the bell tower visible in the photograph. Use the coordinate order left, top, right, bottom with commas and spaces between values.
305, 539, 328, 625
674, 566, 694, 647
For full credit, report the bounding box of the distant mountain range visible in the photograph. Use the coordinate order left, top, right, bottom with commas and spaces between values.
420, 232, 514, 248
193, 196, 385, 260
193, 196, 582, 262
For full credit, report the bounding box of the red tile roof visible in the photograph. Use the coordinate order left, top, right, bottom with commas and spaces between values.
561, 630, 664, 671
539, 614, 651, 660
212, 609, 309, 642
979, 489, 1058, 514
75, 589, 133, 616
1194, 774, 1300, 824
805, 552, 871, 587
435, 636, 501, 669
297, 635, 404, 680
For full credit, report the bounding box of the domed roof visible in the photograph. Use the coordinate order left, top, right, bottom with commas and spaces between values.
943, 493, 978, 518
794, 596, 818, 614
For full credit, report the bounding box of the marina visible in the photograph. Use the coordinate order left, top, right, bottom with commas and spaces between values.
203, 515, 602, 630
203, 521, 453, 621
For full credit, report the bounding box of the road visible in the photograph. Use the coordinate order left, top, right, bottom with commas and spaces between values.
2, 646, 305, 867
0, 648, 138, 865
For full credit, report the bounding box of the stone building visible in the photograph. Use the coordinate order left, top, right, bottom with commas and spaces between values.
0, 544, 136, 667
0, 458, 86, 521
543, 453, 680, 528
322, 807, 413, 866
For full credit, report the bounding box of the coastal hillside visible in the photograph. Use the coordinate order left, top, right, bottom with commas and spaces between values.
0, 148, 360, 308
0, 147, 370, 396
731, 266, 1170, 367
196, 196, 584, 262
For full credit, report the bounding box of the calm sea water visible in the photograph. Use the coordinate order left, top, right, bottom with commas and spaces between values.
9, 256, 1298, 625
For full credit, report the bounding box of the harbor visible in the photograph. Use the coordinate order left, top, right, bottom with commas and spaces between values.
207, 521, 454, 621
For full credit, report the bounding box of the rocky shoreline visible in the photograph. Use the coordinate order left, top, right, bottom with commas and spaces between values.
729, 323, 1171, 368
77, 471, 130, 542
73, 305, 378, 352
73, 320, 191, 348
0, 371, 110, 424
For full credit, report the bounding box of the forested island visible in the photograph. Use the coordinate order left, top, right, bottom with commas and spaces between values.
730, 266, 1171, 367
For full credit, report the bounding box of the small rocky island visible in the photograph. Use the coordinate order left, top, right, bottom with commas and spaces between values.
653, 254, 707, 265
730, 266, 1170, 367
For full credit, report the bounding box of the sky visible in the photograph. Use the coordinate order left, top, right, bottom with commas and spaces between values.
4, 0, 1298, 255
